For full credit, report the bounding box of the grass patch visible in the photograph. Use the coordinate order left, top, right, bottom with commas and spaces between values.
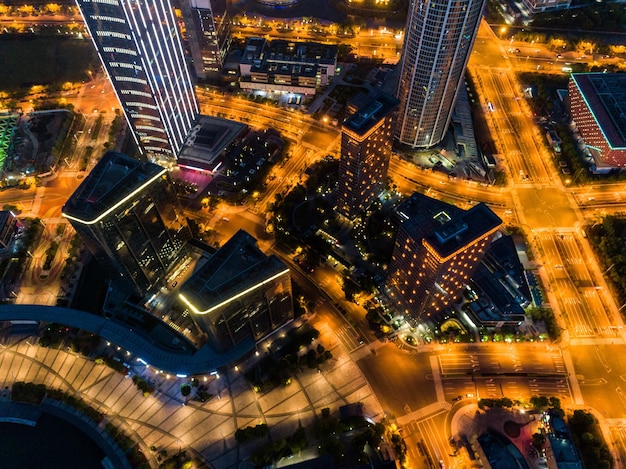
0, 35, 98, 91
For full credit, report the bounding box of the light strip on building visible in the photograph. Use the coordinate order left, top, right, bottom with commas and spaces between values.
422, 225, 500, 263
179, 268, 290, 315
571, 76, 615, 149
62, 168, 167, 225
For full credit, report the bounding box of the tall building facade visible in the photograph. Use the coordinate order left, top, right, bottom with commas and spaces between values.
568, 73, 626, 169
63, 151, 192, 295
77, 0, 199, 159
395, 0, 485, 149
336, 91, 398, 219
386, 193, 501, 320
179, 230, 293, 353
181, 0, 231, 80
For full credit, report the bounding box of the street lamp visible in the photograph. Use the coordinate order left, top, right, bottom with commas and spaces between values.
322, 116, 328, 130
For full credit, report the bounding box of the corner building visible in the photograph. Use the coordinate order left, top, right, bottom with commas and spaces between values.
77, 0, 199, 158
63, 151, 192, 295
395, 0, 485, 149
179, 230, 293, 353
336, 91, 399, 219
387, 193, 501, 319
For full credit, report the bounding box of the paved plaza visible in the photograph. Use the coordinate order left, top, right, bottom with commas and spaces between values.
0, 315, 383, 468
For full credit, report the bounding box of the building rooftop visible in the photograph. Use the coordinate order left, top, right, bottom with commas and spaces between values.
62, 151, 165, 223
241, 38, 337, 66
395, 193, 501, 258
570, 73, 626, 149
179, 230, 289, 314
178, 115, 248, 172
343, 91, 399, 136
424, 203, 502, 258
394, 192, 465, 241
251, 61, 318, 78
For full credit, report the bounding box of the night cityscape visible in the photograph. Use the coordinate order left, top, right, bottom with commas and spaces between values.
0, 0, 626, 467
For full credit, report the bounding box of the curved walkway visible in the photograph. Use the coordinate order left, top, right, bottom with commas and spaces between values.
1, 305, 253, 375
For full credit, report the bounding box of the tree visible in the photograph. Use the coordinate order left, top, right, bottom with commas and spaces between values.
532, 432, 545, 450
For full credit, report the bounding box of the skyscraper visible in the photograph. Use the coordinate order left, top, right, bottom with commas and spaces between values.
179, 230, 293, 353
181, 0, 231, 80
63, 151, 192, 295
336, 91, 398, 219
386, 193, 501, 319
77, 0, 199, 159
395, 0, 485, 149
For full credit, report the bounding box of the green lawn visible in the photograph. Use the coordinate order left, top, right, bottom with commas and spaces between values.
0, 35, 98, 91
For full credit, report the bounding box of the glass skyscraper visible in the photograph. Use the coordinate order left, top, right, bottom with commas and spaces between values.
181, 0, 231, 80
77, 0, 199, 159
63, 151, 192, 295
395, 0, 485, 149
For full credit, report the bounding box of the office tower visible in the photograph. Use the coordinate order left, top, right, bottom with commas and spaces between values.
179, 230, 293, 352
181, 0, 231, 80
568, 73, 626, 170
386, 193, 501, 319
336, 91, 398, 219
77, 0, 199, 159
395, 0, 486, 149
63, 151, 192, 295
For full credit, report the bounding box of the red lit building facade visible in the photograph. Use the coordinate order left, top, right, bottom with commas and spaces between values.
568, 73, 626, 169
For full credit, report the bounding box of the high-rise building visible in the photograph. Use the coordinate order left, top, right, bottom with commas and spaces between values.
63, 151, 192, 295
336, 91, 398, 219
386, 193, 501, 319
77, 0, 199, 159
395, 0, 486, 149
181, 0, 231, 80
179, 230, 293, 353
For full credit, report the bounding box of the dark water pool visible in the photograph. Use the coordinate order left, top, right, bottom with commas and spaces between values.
0, 413, 105, 469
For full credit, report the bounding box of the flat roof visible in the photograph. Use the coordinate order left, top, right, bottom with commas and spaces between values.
178, 115, 247, 172
62, 151, 165, 223
180, 230, 288, 314
343, 91, 399, 135
251, 61, 318, 77
395, 193, 501, 256
424, 204, 502, 258
241, 38, 337, 66
395, 192, 464, 240
570, 73, 626, 149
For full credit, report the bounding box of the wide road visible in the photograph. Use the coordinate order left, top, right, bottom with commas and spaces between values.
3, 14, 626, 469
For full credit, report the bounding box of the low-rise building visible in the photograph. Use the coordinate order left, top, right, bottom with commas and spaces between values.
178, 115, 248, 173
239, 38, 337, 96
568, 73, 626, 170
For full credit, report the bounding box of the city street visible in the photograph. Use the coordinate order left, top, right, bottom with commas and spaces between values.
2, 10, 626, 469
